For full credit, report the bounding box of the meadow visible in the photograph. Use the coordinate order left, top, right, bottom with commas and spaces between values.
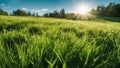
0, 16, 120, 68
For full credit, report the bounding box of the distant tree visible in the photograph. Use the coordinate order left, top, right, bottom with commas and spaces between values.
90, 9, 98, 15
10, 13, 13, 16
43, 13, 49, 17
106, 3, 115, 16
95, 2, 120, 17
49, 13, 54, 17
96, 5, 107, 16
66, 13, 76, 20
27, 11, 32, 16
53, 10, 59, 17
114, 4, 120, 17
43, 9, 66, 18
12, 9, 27, 16
60, 9, 65, 18
32, 13, 35, 16
36, 13, 39, 17
0, 9, 8, 15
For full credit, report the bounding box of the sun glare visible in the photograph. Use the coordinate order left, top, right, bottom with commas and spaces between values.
75, 3, 91, 15
79, 5, 90, 15
73, 3, 95, 20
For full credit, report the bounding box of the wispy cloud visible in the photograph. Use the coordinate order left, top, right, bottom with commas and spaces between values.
21, 7, 48, 15
0, 3, 10, 9
41, 8, 48, 12
31, 8, 48, 13
22, 7, 27, 11
1, 3, 5, 6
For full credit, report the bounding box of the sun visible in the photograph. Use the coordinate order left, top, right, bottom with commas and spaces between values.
79, 5, 90, 15
73, 3, 95, 20
75, 3, 91, 15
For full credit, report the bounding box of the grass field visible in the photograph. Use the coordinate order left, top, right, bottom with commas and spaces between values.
0, 16, 120, 68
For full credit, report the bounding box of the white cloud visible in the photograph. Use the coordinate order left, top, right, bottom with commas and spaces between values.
21, 7, 48, 15
21, 7, 48, 13
1, 3, 10, 9
31, 8, 48, 13
22, 7, 27, 11
41, 8, 48, 12
31, 9, 41, 12
1, 3, 5, 6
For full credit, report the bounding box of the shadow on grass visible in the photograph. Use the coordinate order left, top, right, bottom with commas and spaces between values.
3, 34, 26, 49
101, 17, 120, 22
28, 26, 43, 35
0, 23, 7, 32
60, 27, 77, 33
6, 23, 25, 31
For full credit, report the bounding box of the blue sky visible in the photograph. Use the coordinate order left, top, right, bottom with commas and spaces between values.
0, 0, 120, 15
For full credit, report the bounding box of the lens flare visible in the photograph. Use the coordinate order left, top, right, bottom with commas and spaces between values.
75, 3, 91, 15
74, 3, 95, 20
79, 5, 90, 15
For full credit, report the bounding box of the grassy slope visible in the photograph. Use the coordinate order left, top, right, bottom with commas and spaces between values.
0, 16, 120, 68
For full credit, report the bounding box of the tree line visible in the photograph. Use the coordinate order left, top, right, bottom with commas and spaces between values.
0, 9, 8, 15
11, 9, 39, 16
0, 2, 120, 18
43, 2, 120, 19
43, 9, 65, 18
92, 2, 120, 17
0, 9, 39, 16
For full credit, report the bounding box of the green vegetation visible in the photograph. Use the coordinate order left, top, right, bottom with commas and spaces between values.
43, 9, 65, 18
95, 3, 120, 17
0, 16, 120, 68
0, 9, 8, 15
12, 9, 38, 16
101, 17, 120, 22
43, 3, 120, 20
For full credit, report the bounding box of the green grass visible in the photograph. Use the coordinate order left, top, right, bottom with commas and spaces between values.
0, 16, 120, 68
